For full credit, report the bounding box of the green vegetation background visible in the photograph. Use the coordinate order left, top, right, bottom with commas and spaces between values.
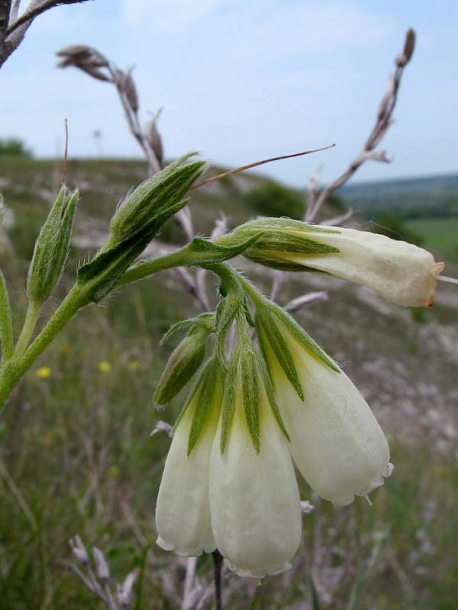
0, 157, 457, 609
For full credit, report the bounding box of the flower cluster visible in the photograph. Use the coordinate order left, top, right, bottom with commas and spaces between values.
154, 223, 444, 578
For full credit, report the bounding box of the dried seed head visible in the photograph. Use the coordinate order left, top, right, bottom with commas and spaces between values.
69, 536, 89, 565
93, 547, 110, 582
144, 111, 164, 165
56, 45, 111, 81
117, 570, 138, 609
396, 29, 416, 67
403, 28, 416, 63
124, 69, 139, 113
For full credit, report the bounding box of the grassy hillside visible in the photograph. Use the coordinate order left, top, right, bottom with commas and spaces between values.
342, 173, 458, 217
0, 158, 457, 609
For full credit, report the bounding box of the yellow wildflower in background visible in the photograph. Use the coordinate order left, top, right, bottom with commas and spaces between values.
36, 367, 52, 379
97, 361, 112, 373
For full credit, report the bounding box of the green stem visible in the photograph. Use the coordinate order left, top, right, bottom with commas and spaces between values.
14, 299, 43, 358
116, 246, 194, 287
236, 274, 267, 308
0, 284, 89, 411
0, 269, 14, 362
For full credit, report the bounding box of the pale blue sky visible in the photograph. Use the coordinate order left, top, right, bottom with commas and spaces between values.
1, 0, 457, 187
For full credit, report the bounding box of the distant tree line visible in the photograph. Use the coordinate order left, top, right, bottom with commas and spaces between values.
0, 138, 32, 157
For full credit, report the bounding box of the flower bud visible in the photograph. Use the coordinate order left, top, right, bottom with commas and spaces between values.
77, 155, 205, 302
154, 317, 214, 407
27, 186, 78, 306
107, 154, 204, 248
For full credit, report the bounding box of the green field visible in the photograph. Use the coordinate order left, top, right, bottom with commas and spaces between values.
0, 159, 457, 609
407, 217, 458, 262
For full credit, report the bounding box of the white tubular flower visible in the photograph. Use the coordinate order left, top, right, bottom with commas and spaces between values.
209, 343, 302, 578
291, 227, 444, 308
255, 303, 393, 507
224, 219, 444, 307
155, 359, 223, 556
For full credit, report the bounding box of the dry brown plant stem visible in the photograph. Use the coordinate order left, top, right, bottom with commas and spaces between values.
0, 0, 90, 67
305, 28, 416, 223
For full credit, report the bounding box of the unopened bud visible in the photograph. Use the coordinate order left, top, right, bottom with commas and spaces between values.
154, 317, 214, 407
27, 186, 78, 306
77, 155, 205, 302
107, 154, 204, 247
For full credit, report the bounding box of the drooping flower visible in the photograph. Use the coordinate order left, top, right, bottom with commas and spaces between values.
209, 328, 302, 578
255, 301, 393, 506
155, 319, 303, 578
155, 359, 223, 556
221, 218, 444, 307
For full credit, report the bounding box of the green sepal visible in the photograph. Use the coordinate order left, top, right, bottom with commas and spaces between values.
170, 357, 225, 456
184, 232, 264, 265
217, 217, 340, 270
241, 349, 261, 452
229, 217, 341, 234
77, 199, 188, 302
186, 357, 225, 455
245, 232, 339, 255
255, 301, 339, 402
258, 354, 290, 441
154, 315, 216, 407
256, 307, 305, 401
206, 263, 246, 361
221, 322, 261, 454
27, 186, 78, 305
159, 312, 215, 346
220, 355, 238, 455
243, 256, 313, 272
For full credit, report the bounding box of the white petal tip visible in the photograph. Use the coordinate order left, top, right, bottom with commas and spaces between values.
332, 495, 355, 508
383, 462, 394, 478
227, 560, 292, 579
156, 536, 175, 552
156, 536, 215, 556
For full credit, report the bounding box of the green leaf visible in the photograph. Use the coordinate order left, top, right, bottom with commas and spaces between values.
78, 199, 187, 302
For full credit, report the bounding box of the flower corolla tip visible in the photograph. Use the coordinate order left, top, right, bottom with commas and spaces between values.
226, 559, 293, 580
156, 534, 216, 557
427, 262, 445, 307
332, 461, 394, 508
